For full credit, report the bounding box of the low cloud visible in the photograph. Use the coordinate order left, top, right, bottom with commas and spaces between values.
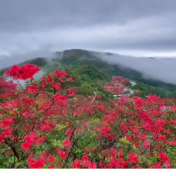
0, 47, 55, 69
95, 52, 176, 84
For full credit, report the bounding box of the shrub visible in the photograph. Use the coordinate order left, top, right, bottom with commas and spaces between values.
0, 64, 176, 168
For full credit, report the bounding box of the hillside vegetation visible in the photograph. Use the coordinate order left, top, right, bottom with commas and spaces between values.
1, 63, 176, 168
1, 49, 176, 98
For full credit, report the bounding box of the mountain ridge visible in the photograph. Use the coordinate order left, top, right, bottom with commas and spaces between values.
1, 49, 176, 94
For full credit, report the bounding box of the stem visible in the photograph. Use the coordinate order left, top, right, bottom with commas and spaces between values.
5, 140, 20, 162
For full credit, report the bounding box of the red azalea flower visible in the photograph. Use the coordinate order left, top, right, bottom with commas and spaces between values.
62, 138, 71, 147
1, 118, 14, 128
21, 141, 32, 152
67, 77, 73, 81
128, 152, 139, 164
144, 140, 150, 149
56, 149, 67, 159
66, 128, 73, 136
85, 148, 90, 153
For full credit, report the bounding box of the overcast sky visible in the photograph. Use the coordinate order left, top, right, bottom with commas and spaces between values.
1, 0, 176, 58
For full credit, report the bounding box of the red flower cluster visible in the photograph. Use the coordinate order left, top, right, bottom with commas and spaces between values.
5, 64, 40, 80
0, 64, 176, 169
0, 77, 17, 99
21, 132, 47, 152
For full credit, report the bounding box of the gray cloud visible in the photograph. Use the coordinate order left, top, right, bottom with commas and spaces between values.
1, 0, 176, 58
96, 52, 176, 84
0, 47, 55, 69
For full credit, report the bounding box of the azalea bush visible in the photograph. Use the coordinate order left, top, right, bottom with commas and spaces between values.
0, 77, 17, 102
0, 63, 176, 169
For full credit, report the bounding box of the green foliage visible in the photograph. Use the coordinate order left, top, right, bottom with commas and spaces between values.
136, 78, 176, 92
167, 146, 176, 166
132, 81, 176, 98
70, 66, 113, 100
39, 64, 113, 101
